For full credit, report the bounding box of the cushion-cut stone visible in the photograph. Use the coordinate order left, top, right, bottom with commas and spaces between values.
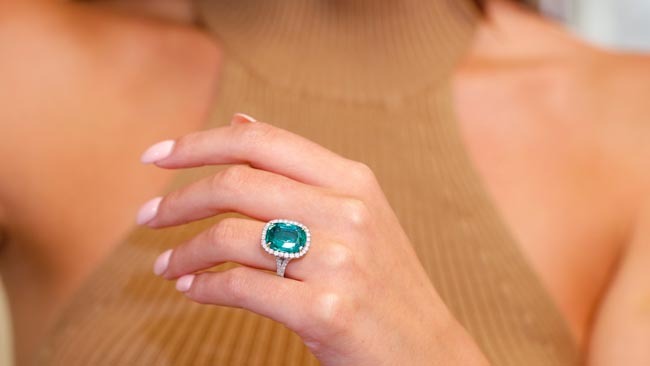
265, 222, 308, 254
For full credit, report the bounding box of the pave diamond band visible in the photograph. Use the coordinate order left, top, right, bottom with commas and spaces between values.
261, 219, 311, 277
276, 257, 291, 278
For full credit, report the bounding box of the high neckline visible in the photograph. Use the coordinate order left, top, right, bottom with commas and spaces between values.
196, 0, 479, 104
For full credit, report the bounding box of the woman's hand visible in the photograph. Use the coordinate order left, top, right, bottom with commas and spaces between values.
137, 114, 490, 366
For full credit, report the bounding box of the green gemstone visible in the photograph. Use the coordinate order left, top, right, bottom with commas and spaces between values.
265, 222, 308, 254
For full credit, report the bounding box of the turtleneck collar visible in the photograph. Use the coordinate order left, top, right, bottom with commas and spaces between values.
196, 0, 479, 103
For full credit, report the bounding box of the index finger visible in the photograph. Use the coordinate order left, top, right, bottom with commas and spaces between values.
142, 116, 358, 190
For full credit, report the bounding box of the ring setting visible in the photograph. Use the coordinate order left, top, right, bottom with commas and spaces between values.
261, 219, 311, 277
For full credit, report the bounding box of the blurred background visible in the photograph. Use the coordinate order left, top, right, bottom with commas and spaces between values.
540, 0, 650, 50
0, 1, 648, 365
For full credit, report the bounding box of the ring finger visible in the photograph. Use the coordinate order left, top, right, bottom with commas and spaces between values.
156, 217, 334, 281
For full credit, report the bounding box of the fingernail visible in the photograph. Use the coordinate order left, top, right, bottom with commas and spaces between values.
176, 274, 195, 292
136, 196, 163, 225
140, 140, 175, 164
153, 249, 173, 276
231, 113, 256, 125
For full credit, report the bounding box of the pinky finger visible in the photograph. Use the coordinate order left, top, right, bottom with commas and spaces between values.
177, 266, 314, 334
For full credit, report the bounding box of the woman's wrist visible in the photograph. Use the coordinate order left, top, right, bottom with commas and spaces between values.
399, 308, 491, 366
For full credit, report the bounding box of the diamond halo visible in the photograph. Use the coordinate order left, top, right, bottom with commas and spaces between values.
261, 219, 311, 276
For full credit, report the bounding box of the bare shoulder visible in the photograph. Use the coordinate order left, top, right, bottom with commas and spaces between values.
0, 2, 222, 360
453, 0, 649, 342
588, 198, 650, 365
0, 0, 222, 252
585, 53, 650, 365
593, 51, 650, 192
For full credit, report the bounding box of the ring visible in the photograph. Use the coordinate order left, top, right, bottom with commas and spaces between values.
260, 219, 311, 277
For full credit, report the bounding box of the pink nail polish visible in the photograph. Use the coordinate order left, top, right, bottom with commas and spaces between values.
153, 249, 173, 276
231, 113, 256, 125
136, 196, 163, 225
140, 140, 175, 164
176, 274, 195, 292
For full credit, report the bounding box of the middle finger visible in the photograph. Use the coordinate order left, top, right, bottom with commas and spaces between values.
144, 164, 350, 232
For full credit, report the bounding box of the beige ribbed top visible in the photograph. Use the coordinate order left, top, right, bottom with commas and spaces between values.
36, 0, 579, 364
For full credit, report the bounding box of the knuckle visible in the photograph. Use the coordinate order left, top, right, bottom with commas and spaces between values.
348, 160, 377, 185
238, 121, 277, 148
323, 243, 356, 272
311, 291, 356, 336
341, 198, 371, 229
208, 218, 239, 245
212, 165, 251, 191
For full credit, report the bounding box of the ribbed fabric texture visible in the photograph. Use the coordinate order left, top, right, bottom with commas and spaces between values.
36, 1, 579, 365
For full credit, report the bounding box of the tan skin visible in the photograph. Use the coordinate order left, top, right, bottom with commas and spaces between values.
0, 0, 220, 362
454, 2, 650, 363
0, 0, 648, 364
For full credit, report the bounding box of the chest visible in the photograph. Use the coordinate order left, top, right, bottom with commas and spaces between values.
452, 69, 628, 343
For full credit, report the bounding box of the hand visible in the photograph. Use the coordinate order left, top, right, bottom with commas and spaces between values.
136, 113, 490, 366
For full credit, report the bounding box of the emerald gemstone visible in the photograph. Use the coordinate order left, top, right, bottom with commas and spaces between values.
265, 222, 308, 254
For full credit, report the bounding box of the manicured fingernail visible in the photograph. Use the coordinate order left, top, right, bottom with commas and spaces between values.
153, 249, 173, 276
231, 113, 256, 125
176, 274, 195, 292
140, 140, 175, 164
136, 196, 163, 225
